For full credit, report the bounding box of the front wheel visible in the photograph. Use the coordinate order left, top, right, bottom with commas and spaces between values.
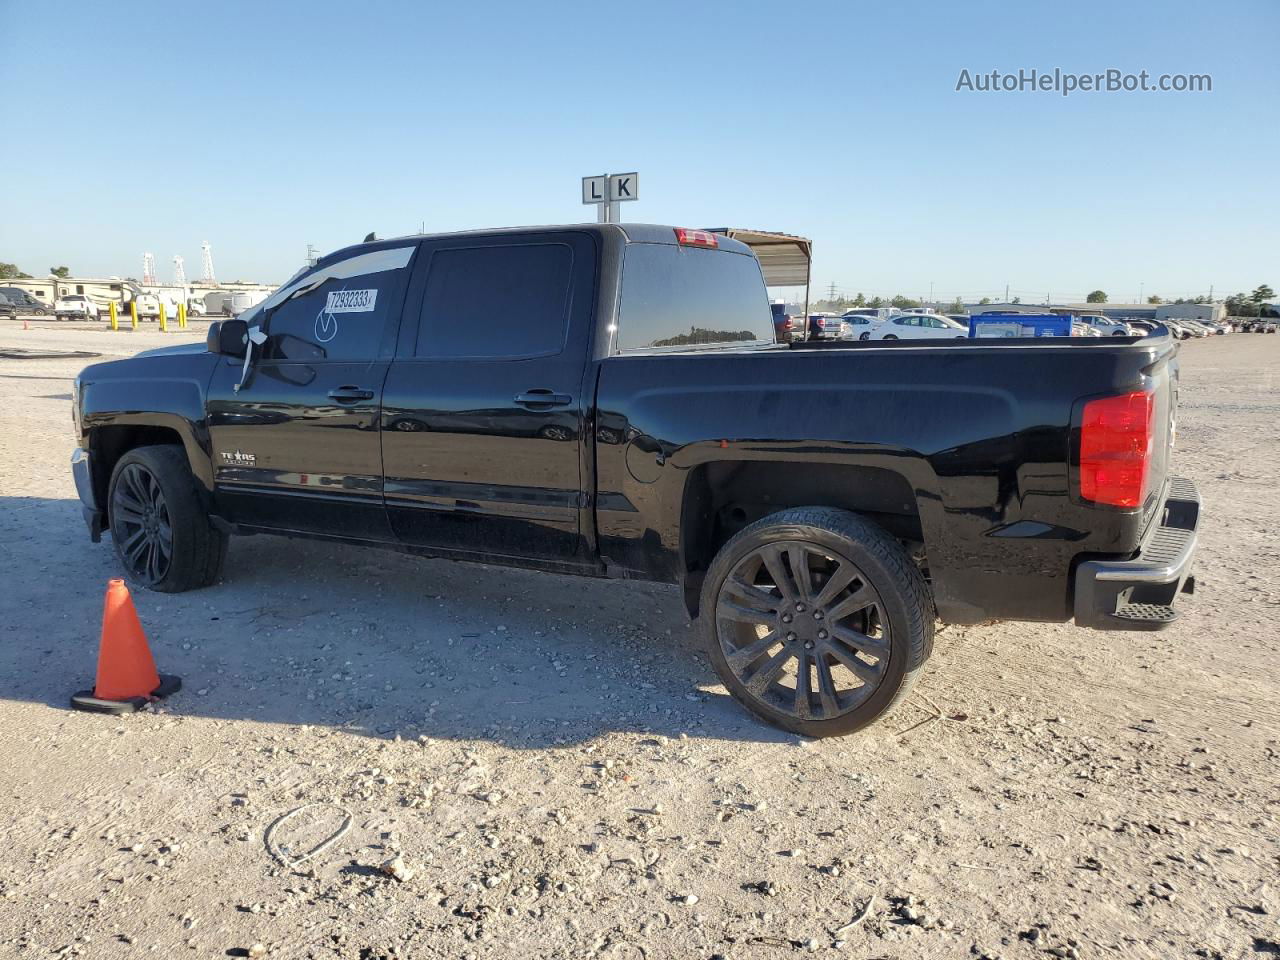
700, 507, 933, 737
108, 445, 228, 592
882, 334, 898, 340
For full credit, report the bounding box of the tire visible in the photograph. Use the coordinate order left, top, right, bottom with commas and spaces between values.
699, 507, 933, 737
883, 334, 898, 340
107, 444, 228, 593
858, 332, 870, 341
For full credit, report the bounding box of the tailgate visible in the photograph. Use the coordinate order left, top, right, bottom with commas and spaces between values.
1140, 344, 1178, 532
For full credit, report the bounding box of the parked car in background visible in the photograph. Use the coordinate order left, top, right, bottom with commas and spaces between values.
54, 294, 100, 320
1076, 315, 1133, 337
1072, 322, 1103, 337
186, 298, 207, 317
0, 287, 50, 315
806, 313, 845, 340
770, 302, 792, 343
227, 292, 258, 318
132, 294, 163, 320
841, 314, 881, 340
873, 313, 968, 340
1126, 320, 1160, 336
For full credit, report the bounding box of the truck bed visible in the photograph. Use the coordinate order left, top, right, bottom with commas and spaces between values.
593, 330, 1179, 625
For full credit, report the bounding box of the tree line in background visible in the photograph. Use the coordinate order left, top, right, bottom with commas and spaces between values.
1, 262, 70, 279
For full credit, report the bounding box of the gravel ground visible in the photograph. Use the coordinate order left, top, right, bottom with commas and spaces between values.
0, 319, 1276, 960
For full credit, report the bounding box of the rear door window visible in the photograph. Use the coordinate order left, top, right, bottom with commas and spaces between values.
414, 243, 574, 359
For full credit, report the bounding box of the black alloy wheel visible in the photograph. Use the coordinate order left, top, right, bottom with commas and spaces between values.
110, 462, 173, 586
714, 541, 891, 722
106, 444, 228, 593
701, 508, 933, 737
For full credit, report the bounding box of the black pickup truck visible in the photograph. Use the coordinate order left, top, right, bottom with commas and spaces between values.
71, 224, 1200, 736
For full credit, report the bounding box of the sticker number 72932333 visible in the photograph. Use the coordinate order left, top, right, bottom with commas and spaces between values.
324, 288, 378, 313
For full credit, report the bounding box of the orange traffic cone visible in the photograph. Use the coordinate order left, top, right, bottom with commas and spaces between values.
71, 579, 181, 714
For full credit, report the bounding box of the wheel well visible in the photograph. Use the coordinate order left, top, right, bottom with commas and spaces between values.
90, 426, 186, 510
679, 461, 924, 617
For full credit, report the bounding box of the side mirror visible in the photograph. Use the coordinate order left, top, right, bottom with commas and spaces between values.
207, 318, 248, 358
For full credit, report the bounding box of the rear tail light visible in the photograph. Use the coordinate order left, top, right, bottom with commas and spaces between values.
1079, 390, 1154, 507
675, 228, 718, 248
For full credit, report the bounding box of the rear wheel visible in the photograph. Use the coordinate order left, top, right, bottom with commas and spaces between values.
700, 507, 933, 737
883, 334, 898, 340
108, 445, 227, 593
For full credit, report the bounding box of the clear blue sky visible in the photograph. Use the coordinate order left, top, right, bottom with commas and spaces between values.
1, 0, 1275, 303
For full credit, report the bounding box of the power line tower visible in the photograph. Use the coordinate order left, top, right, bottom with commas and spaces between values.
200, 241, 216, 284
826, 281, 838, 302
305, 243, 319, 267
142, 253, 157, 285
172, 255, 187, 287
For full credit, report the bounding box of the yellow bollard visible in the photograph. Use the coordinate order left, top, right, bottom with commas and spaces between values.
109, 301, 119, 331
129, 300, 139, 330
159, 302, 168, 332
178, 302, 187, 329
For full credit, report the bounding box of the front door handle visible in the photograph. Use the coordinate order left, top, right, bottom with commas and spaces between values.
514, 389, 572, 409
328, 386, 375, 403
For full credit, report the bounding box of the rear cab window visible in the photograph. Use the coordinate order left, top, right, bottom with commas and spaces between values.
616, 243, 774, 353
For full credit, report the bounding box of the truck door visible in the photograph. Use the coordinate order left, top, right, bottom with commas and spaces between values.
381, 231, 596, 564
205, 244, 418, 540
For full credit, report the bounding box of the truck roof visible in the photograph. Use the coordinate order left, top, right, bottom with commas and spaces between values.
317, 223, 754, 269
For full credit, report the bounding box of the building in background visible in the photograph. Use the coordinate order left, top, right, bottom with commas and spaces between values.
1154, 302, 1227, 324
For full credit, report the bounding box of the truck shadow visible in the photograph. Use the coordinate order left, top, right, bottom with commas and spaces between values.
0, 496, 794, 746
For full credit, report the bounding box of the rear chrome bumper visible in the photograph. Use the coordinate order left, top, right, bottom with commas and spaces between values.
1074, 477, 1199, 631
71, 447, 103, 543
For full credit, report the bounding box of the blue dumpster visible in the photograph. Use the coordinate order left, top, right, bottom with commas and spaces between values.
968, 313, 1073, 338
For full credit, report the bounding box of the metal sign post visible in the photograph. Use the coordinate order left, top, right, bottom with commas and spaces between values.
582, 172, 639, 222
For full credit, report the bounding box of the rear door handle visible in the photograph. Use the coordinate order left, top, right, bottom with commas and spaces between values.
514, 389, 572, 409
328, 386, 375, 403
